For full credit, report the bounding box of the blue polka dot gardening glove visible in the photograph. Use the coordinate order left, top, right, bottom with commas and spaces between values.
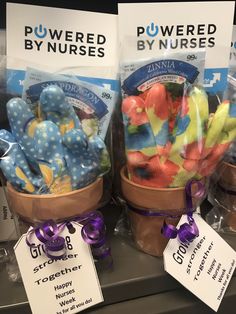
0, 130, 43, 193
0, 85, 110, 194
39, 85, 81, 134
6, 97, 41, 172
62, 129, 100, 189
33, 120, 72, 194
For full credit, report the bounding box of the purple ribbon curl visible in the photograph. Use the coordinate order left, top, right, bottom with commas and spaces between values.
128, 179, 205, 244
26, 211, 111, 261
161, 179, 205, 243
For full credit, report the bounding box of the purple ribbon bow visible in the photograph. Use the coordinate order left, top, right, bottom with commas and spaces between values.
26, 211, 111, 261
161, 179, 205, 243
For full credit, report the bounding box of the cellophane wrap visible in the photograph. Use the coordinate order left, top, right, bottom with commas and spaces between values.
206, 70, 236, 233
0, 60, 119, 219
115, 50, 236, 256
0, 54, 22, 282
0, 57, 117, 279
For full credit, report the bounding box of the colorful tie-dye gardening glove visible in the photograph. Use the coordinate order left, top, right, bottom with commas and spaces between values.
122, 82, 236, 188
0, 85, 110, 194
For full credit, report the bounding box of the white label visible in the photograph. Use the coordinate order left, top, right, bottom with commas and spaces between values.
0, 187, 18, 241
7, 3, 118, 68
14, 222, 103, 314
118, 2, 235, 94
163, 214, 236, 312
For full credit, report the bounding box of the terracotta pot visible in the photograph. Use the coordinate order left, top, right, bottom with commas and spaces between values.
120, 166, 202, 257
7, 177, 103, 223
217, 161, 236, 230
218, 161, 236, 188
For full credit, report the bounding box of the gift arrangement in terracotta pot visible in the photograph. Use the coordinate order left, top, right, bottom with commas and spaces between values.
0, 85, 110, 222
121, 80, 236, 256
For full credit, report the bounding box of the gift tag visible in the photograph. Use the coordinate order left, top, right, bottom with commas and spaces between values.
14, 222, 103, 314
163, 213, 236, 312
0, 187, 19, 242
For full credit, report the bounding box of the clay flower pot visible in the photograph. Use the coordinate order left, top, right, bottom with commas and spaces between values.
120, 166, 201, 257
217, 161, 236, 230
7, 177, 103, 223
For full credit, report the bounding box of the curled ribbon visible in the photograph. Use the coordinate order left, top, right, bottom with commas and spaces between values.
128, 180, 205, 244
26, 211, 111, 261
161, 179, 205, 243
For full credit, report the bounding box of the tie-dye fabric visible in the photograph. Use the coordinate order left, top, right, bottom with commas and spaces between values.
122, 83, 236, 188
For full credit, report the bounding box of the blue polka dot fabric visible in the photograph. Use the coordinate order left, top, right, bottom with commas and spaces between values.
6, 97, 40, 171
39, 85, 81, 132
0, 85, 110, 194
0, 130, 43, 193
62, 128, 99, 189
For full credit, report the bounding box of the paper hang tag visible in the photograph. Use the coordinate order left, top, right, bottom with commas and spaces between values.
163, 213, 236, 312
14, 222, 103, 314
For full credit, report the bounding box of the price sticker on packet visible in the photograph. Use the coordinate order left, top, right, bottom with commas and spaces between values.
14, 222, 103, 314
163, 213, 236, 312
